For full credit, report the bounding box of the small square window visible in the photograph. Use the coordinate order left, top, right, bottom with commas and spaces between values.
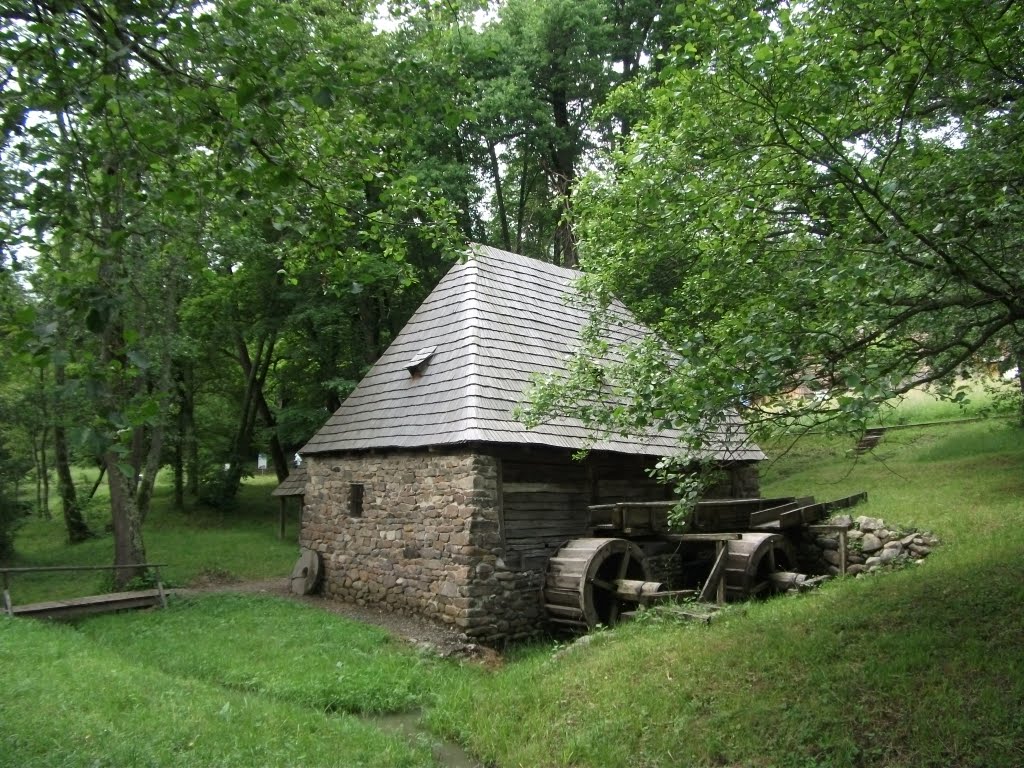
349, 483, 364, 517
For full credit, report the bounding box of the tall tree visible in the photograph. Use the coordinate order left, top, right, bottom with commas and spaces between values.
2, 0, 461, 572
463, 0, 674, 264
528, 0, 1024, 459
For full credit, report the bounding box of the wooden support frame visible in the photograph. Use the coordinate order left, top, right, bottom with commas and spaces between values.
807, 523, 852, 575
698, 541, 729, 604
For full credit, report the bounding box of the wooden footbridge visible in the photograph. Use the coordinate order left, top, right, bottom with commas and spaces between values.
2, 563, 167, 620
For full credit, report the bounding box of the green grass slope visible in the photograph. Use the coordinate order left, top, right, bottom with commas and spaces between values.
0, 614, 436, 768
431, 420, 1024, 767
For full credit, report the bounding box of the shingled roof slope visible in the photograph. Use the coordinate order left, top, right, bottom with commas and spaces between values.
271, 466, 307, 497
301, 244, 763, 461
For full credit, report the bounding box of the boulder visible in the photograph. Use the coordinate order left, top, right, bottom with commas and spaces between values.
877, 548, 901, 564
861, 533, 883, 554
856, 516, 885, 532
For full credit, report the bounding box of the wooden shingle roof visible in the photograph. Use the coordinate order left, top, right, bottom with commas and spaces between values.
271, 466, 307, 497
301, 245, 763, 461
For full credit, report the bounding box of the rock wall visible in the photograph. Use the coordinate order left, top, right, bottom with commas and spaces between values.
300, 449, 546, 645
797, 514, 940, 576
301, 448, 768, 645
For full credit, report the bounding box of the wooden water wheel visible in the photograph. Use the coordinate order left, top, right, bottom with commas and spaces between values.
724, 532, 796, 599
544, 538, 653, 630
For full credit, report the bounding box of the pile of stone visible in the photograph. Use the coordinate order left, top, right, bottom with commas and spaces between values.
798, 514, 940, 577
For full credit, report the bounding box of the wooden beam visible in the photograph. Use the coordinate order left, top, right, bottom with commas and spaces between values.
663, 533, 742, 542
699, 544, 729, 603
0, 563, 167, 574
11, 590, 164, 620
748, 497, 815, 526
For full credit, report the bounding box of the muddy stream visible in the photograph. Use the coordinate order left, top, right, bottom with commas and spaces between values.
364, 712, 481, 768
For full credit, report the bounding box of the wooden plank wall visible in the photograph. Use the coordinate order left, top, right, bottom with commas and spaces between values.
497, 449, 671, 567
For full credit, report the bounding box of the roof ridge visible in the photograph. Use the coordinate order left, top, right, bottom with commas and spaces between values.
462, 257, 485, 431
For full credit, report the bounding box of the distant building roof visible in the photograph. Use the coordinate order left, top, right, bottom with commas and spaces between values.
301, 244, 763, 461
271, 466, 307, 497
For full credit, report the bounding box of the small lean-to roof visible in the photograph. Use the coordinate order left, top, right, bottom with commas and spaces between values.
301, 244, 763, 461
271, 466, 307, 497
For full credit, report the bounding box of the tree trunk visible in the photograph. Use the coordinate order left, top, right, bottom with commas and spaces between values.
53, 360, 92, 542
1015, 343, 1024, 426
106, 453, 146, 588
235, 333, 288, 482
54, 425, 91, 543
172, 437, 185, 511
33, 427, 51, 519
180, 366, 199, 498
487, 137, 512, 250
33, 438, 44, 517
222, 333, 268, 498
88, 464, 106, 501
516, 155, 530, 254
136, 423, 165, 523
549, 91, 578, 269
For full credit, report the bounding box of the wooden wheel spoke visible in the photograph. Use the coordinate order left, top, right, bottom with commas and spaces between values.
590, 578, 613, 591
615, 551, 631, 581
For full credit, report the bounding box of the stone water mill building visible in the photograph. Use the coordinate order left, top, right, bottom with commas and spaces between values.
299, 245, 763, 644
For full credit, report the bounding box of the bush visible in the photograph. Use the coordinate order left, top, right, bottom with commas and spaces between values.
0, 494, 29, 559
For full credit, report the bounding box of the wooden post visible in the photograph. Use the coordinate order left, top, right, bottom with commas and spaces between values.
699, 542, 729, 604
3, 570, 11, 617
154, 566, 167, 609
716, 541, 726, 604
278, 497, 287, 540
838, 529, 848, 575
807, 523, 852, 576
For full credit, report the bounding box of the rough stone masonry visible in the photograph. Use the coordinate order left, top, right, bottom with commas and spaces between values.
300, 449, 545, 644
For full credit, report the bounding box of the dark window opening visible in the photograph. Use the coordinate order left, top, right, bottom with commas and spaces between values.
349, 483, 364, 517
406, 346, 436, 378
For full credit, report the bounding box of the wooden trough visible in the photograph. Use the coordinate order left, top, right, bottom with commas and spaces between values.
544, 492, 866, 632
2, 563, 168, 620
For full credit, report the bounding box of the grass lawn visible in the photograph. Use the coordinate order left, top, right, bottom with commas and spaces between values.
2, 472, 298, 603
0, 609, 441, 768
1, 416, 1022, 767
872, 376, 1017, 426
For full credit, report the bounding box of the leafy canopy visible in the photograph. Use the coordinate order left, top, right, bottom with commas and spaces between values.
532, 0, 1024, 457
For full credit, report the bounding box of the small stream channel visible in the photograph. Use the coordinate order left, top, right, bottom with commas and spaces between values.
364, 712, 481, 768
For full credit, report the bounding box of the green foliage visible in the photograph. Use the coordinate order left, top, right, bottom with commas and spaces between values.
532, 0, 1024, 459
1, 0, 469, 541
